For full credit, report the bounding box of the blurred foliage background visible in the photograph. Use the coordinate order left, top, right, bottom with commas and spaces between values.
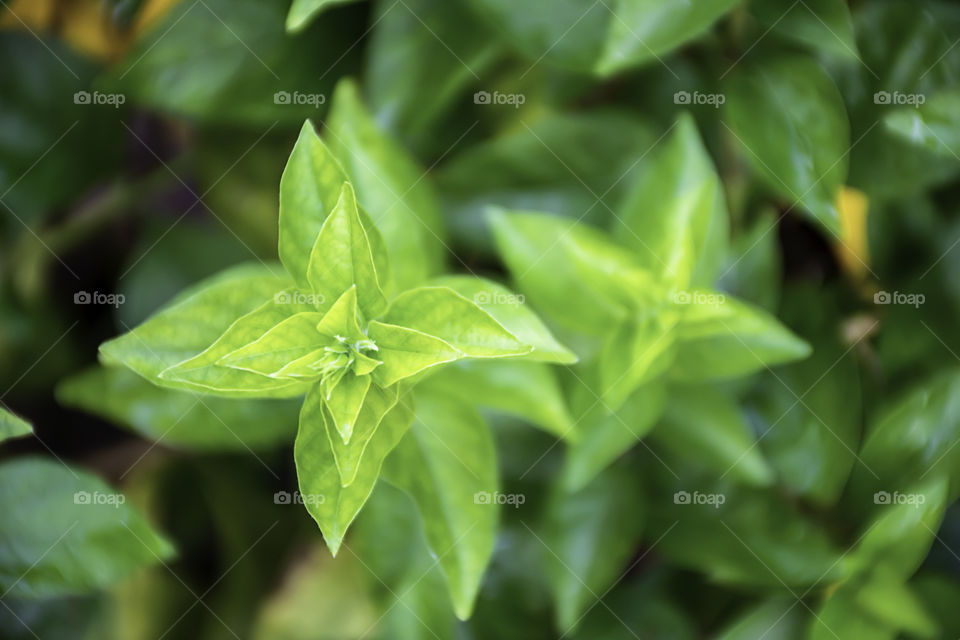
2, 0, 960, 638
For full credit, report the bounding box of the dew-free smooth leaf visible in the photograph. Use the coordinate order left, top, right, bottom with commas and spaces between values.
326, 385, 400, 487
668, 293, 811, 382
383, 392, 498, 619
381, 286, 531, 358
884, 89, 960, 159
286, 0, 359, 32
57, 367, 300, 452
725, 56, 850, 233
715, 598, 807, 640
325, 373, 371, 444
596, 314, 677, 410
0, 407, 31, 443
431, 275, 577, 364
544, 459, 644, 633
307, 182, 388, 318
218, 311, 329, 377
295, 385, 414, 554
99, 263, 295, 387
752, 0, 859, 61
808, 584, 895, 640
0, 457, 173, 598
367, 321, 462, 386
653, 385, 774, 488
613, 113, 729, 288
326, 79, 444, 291
855, 570, 938, 638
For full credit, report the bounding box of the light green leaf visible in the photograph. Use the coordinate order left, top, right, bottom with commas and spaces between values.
884, 89, 960, 158
217, 311, 329, 378
419, 360, 575, 439
613, 113, 729, 288
725, 56, 850, 233
752, 0, 859, 61
855, 571, 938, 638
295, 384, 414, 554
0, 457, 174, 598
286, 0, 360, 32
431, 275, 577, 364
367, 321, 463, 387
596, 314, 677, 410
383, 392, 498, 620
381, 286, 531, 358
715, 598, 806, 640
325, 373, 372, 444
596, 0, 739, 74
326, 79, 444, 291
545, 460, 644, 633
564, 383, 666, 491
278, 121, 352, 289
99, 263, 296, 390
653, 385, 774, 488
0, 407, 31, 443
669, 292, 811, 382
489, 210, 656, 334
307, 182, 388, 319
326, 385, 400, 487
808, 584, 896, 640
57, 367, 299, 452
159, 295, 316, 397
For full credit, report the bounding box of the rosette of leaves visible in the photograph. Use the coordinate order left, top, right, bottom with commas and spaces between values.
99, 121, 570, 568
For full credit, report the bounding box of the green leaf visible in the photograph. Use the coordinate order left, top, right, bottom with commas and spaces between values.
595, 314, 677, 410
808, 584, 896, 640
383, 393, 498, 620
668, 292, 811, 382
325, 373, 372, 444
752, 0, 859, 61
99, 263, 297, 389
544, 460, 644, 633
431, 275, 577, 364
367, 321, 463, 386
286, 0, 359, 32
884, 89, 960, 158
295, 384, 414, 554
613, 113, 729, 288
653, 385, 774, 487
326, 385, 400, 486
489, 210, 656, 334
57, 366, 299, 452
159, 295, 317, 397
564, 383, 666, 491
419, 360, 575, 439
715, 598, 807, 640
307, 181, 388, 319
724, 56, 850, 233
716, 210, 782, 312
855, 571, 938, 638
595, 0, 739, 74
0, 407, 31, 443
326, 79, 445, 291
0, 457, 173, 598
381, 286, 531, 358
217, 311, 329, 377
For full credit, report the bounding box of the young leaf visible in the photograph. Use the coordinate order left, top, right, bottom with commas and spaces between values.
295, 384, 414, 554
668, 293, 811, 382
307, 182, 388, 319
325, 373, 372, 444
431, 275, 577, 364
367, 321, 463, 387
0, 457, 174, 598
326, 385, 401, 487
99, 263, 294, 385
0, 407, 32, 443
725, 56, 850, 233
596, 314, 678, 410
614, 113, 729, 288
286, 0, 359, 33
381, 286, 531, 358
217, 311, 329, 377
544, 459, 644, 633
383, 393, 498, 620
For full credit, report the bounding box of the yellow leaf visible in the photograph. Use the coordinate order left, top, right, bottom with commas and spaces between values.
834, 186, 871, 281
